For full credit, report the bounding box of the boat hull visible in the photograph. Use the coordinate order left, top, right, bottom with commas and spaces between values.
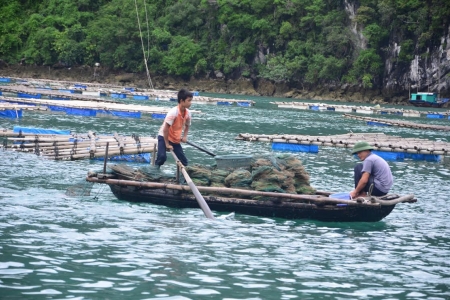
108, 184, 396, 222
409, 100, 447, 108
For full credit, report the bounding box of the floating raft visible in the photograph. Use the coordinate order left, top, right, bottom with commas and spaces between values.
0, 127, 157, 162
131, 89, 255, 106
2, 79, 256, 107
0, 96, 201, 119
194, 97, 255, 106
236, 132, 450, 161
0, 103, 48, 118
3, 76, 129, 90
271, 101, 450, 119
0, 85, 116, 102
343, 114, 450, 131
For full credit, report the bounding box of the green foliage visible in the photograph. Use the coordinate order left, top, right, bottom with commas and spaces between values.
305, 54, 345, 84
362, 74, 373, 88
363, 23, 388, 47
350, 49, 383, 85
259, 55, 290, 82
377, 0, 396, 26
398, 39, 415, 62
0, 1, 24, 61
354, 6, 376, 25
0, 0, 448, 90
279, 22, 293, 38
162, 36, 203, 77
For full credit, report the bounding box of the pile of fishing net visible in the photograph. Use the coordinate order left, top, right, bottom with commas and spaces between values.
106, 154, 315, 200
108, 164, 175, 182
185, 154, 315, 196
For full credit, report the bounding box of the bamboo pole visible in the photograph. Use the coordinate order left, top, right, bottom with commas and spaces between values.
42, 145, 156, 157
8, 137, 75, 143
13, 139, 156, 149
151, 143, 156, 165
45, 147, 156, 160
103, 142, 109, 174
25, 136, 155, 143
8, 141, 157, 151
40, 144, 156, 156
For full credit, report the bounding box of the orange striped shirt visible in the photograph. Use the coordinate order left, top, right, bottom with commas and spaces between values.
158, 106, 191, 143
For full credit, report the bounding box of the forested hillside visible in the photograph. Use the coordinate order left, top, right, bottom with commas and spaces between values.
1, 0, 449, 100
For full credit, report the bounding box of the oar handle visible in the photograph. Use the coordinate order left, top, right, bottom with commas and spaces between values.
169, 150, 215, 220
186, 141, 216, 157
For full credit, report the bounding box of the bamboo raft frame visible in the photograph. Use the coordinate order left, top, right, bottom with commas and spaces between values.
2, 79, 255, 106
78, 86, 255, 105
0, 96, 202, 117
343, 114, 450, 131
236, 132, 450, 155
4, 76, 127, 90
0, 103, 48, 112
0, 85, 118, 103
0, 129, 157, 161
271, 101, 450, 118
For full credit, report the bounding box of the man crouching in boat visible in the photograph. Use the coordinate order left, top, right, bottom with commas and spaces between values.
349, 141, 393, 199
155, 89, 193, 168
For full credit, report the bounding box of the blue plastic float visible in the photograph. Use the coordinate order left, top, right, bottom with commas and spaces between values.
272, 143, 440, 162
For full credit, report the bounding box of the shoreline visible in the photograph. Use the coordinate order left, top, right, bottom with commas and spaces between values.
0, 64, 428, 107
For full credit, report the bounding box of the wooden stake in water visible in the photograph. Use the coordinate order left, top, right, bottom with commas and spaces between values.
103, 142, 109, 174
151, 143, 156, 165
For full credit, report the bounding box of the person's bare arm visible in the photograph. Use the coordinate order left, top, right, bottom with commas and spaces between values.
181, 124, 190, 143
162, 123, 173, 151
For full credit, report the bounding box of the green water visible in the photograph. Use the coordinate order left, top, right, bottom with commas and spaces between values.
1, 94, 450, 299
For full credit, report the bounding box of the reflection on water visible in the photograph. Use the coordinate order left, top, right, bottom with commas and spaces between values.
1, 94, 450, 299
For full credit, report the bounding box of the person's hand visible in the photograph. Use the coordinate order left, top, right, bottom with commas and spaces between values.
165, 144, 173, 151
181, 136, 187, 143
349, 190, 358, 199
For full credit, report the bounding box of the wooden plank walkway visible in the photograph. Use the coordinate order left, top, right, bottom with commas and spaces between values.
343, 114, 450, 131
236, 132, 450, 155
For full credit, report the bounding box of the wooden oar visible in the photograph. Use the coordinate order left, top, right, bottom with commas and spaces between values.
186, 141, 216, 157
169, 150, 215, 220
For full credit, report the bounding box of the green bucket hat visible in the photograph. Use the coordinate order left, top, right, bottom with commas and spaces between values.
351, 141, 374, 154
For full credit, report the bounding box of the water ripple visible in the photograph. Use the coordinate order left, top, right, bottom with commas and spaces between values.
1, 95, 450, 299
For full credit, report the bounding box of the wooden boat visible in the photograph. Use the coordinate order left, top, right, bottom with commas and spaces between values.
408, 92, 449, 108
86, 173, 416, 222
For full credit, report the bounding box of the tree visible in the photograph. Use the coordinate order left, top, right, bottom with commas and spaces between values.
162, 36, 204, 77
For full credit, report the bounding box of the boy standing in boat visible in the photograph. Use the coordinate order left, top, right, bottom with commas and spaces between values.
155, 89, 193, 167
349, 141, 393, 198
